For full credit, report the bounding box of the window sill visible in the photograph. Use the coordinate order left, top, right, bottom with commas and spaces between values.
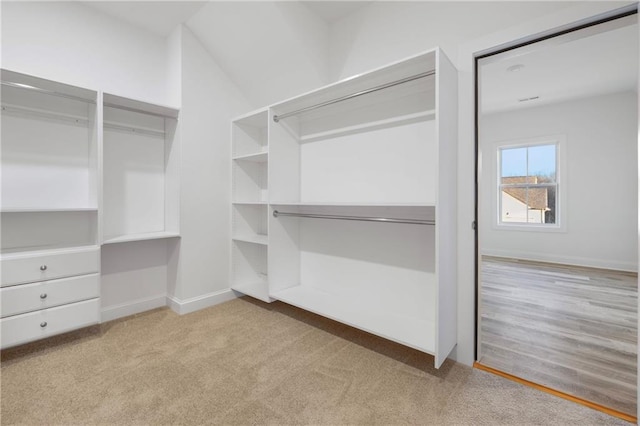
493, 223, 566, 233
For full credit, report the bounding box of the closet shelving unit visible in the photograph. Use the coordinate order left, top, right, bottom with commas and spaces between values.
1, 70, 100, 252
231, 109, 271, 302
232, 48, 457, 367
102, 94, 180, 245
1, 70, 101, 348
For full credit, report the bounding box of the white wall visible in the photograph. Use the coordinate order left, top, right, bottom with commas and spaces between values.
480, 92, 638, 271
1, 1, 172, 106
167, 26, 252, 309
101, 240, 168, 322
166, 26, 183, 108
185, 1, 330, 107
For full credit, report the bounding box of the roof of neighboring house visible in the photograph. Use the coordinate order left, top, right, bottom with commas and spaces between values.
501, 176, 549, 211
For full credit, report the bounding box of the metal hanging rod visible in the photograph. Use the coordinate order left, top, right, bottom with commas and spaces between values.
273, 70, 436, 122
1, 81, 96, 104
272, 210, 435, 226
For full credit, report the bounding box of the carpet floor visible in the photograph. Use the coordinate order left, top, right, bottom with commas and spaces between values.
0, 297, 631, 425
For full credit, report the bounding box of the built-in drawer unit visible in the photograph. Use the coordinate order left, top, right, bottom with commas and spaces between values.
1, 298, 100, 349
1, 274, 99, 318
1, 246, 100, 287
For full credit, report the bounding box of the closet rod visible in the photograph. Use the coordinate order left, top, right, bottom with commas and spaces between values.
272, 210, 435, 226
273, 70, 436, 122
1, 81, 96, 104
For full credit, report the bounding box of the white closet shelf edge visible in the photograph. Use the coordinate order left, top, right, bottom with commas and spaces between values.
0, 244, 100, 259
102, 231, 181, 245
269, 202, 436, 207
232, 234, 268, 246
232, 201, 268, 205
232, 151, 268, 162
1, 208, 98, 213
271, 285, 435, 354
231, 281, 271, 303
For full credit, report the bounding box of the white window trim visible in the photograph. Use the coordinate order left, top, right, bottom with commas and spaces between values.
492, 135, 567, 233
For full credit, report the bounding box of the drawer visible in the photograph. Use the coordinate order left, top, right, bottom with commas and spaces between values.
1, 298, 100, 349
1, 246, 99, 287
1, 274, 99, 318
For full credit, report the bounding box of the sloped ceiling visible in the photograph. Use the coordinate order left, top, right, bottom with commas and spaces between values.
304, 1, 373, 22
82, 1, 637, 111
83, 1, 372, 108
85, 1, 207, 37
185, 1, 331, 107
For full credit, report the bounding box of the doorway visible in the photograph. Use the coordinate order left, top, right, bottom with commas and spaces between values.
476, 12, 638, 416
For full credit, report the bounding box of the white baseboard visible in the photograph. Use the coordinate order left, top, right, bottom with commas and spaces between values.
481, 248, 638, 272
101, 294, 167, 323
166, 289, 237, 315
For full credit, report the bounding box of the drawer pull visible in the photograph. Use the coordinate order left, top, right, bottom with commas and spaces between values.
40, 265, 47, 271
40, 322, 47, 328
40, 293, 48, 299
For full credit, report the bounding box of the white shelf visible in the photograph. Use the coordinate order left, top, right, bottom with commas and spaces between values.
232, 201, 268, 205
232, 234, 268, 246
1, 244, 99, 259
231, 280, 271, 303
299, 110, 435, 143
272, 285, 435, 354
102, 231, 181, 245
270, 202, 436, 207
232, 108, 269, 127
103, 93, 179, 119
1, 208, 98, 213
1, 103, 91, 126
232, 151, 268, 162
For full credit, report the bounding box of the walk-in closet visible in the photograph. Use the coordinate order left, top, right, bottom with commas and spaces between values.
0, 1, 637, 424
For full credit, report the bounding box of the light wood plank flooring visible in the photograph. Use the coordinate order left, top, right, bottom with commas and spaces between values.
479, 256, 637, 415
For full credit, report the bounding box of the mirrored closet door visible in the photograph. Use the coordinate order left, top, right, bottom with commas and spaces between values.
477, 12, 638, 417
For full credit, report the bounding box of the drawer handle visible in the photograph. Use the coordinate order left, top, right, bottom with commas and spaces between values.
40, 293, 47, 299
40, 265, 47, 271
40, 322, 47, 328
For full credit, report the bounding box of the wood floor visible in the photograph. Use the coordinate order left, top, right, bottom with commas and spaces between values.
479, 256, 638, 415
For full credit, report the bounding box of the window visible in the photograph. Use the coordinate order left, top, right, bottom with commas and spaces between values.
498, 141, 558, 227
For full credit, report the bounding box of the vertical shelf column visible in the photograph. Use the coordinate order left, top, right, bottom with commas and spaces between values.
99, 94, 181, 322
231, 109, 271, 303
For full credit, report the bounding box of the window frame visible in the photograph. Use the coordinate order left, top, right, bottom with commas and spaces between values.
493, 135, 566, 232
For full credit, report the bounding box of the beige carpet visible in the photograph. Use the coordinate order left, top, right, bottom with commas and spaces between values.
0, 297, 631, 425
